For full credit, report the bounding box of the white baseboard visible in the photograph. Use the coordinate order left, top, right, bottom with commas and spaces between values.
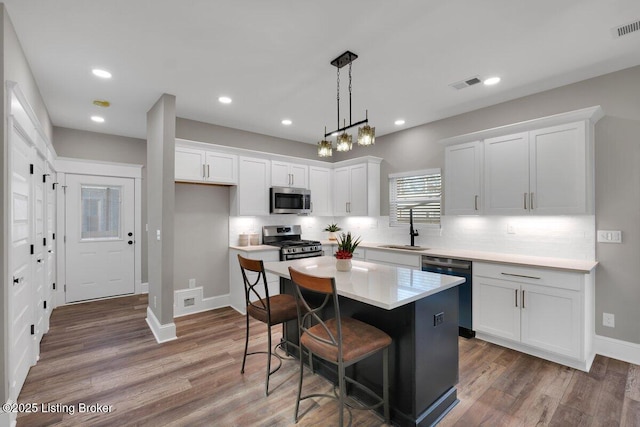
174, 287, 231, 317
595, 334, 640, 366
137, 281, 149, 294
145, 306, 177, 343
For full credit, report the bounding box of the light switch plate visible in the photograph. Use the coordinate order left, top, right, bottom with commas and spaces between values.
597, 230, 622, 243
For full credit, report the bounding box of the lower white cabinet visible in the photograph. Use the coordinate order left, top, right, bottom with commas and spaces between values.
473, 262, 593, 371
229, 249, 280, 315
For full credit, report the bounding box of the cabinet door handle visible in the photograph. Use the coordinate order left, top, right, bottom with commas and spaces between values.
207, 164, 210, 178
310, 202, 313, 213
474, 195, 479, 211
202, 164, 206, 178
515, 289, 518, 307
522, 290, 525, 309
530, 192, 534, 210
500, 272, 540, 280
524, 192, 528, 210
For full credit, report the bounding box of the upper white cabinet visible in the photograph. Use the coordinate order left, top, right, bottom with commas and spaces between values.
175, 144, 238, 185
445, 141, 482, 215
233, 156, 270, 216
333, 158, 381, 217
308, 166, 332, 216
484, 122, 587, 215
441, 106, 602, 216
271, 160, 308, 189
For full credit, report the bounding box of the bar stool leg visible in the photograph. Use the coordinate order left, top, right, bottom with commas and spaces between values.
294, 345, 304, 422
383, 347, 390, 424
241, 314, 250, 374
338, 361, 346, 427
265, 323, 272, 396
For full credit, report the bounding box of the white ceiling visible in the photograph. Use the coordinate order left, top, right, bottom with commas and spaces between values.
4, 0, 640, 144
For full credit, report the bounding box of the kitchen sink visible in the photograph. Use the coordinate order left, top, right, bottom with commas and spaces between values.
378, 244, 429, 251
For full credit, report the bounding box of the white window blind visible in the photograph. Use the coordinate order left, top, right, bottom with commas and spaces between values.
389, 169, 441, 226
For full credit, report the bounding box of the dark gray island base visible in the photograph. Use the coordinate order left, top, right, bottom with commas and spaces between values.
281, 278, 460, 426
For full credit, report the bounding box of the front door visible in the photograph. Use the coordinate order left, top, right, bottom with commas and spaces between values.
65, 174, 135, 303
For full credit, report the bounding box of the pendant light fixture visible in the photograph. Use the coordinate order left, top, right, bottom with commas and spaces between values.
317, 50, 375, 157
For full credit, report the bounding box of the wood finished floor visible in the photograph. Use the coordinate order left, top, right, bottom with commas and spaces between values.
16, 295, 640, 426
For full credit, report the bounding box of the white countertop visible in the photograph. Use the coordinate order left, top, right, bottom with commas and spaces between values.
263, 256, 465, 310
229, 244, 279, 252
321, 241, 597, 273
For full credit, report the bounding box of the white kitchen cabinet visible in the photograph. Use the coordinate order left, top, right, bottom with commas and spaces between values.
233, 156, 270, 216
175, 145, 238, 185
309, 166, 332, 216
483, 121, 588, 215
473, 262, 592, 370
333, 158, 380, 217
365, 248, 421, 268
444, 141, 483, 215
271, 160, 308, 189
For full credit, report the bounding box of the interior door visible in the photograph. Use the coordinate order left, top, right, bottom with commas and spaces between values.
44, 165, 56, 331
65, 174, 135, 302
9, 123, 34, 400
32, 154, 46, 348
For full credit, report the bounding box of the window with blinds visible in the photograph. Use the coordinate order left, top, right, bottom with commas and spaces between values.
389, 169, 442, 226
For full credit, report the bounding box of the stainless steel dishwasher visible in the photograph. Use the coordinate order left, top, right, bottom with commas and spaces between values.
422, 256, 474, 338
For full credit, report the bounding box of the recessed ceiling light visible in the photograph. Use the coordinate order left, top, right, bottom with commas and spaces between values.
394, 119, 405, 126
281, 119, 292, 126
91, 116, 105, 123
484, 77, 501, 86
218, 96, 232, 104
92, 68, 112, 79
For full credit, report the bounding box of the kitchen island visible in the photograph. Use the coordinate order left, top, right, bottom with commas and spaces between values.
264, 256, 466, 427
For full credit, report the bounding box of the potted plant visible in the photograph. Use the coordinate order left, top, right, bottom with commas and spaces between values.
335, 232, 362, 271
324, 223, 342, 241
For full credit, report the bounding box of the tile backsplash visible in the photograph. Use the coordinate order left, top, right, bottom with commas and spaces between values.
230, 214, 595, 260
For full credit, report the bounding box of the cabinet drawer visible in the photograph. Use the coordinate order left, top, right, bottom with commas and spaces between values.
474, 262, 582, 291
366, 249, 421, 268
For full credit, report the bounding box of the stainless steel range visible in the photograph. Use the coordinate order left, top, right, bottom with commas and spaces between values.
263, 225, 323, 261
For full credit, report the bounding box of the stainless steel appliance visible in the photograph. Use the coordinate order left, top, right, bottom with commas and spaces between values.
270, 187, 311, 214
422, 256, 475, 338
263, 225, 322, 260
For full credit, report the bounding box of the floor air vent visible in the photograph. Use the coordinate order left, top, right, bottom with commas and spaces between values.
450, 76, 481, 90
611, 19, 640, 38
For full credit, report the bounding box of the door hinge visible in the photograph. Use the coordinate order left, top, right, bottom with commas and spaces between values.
64, 235, 66, 243
64, 284, 67, 292
30, 164, 34, 174
30, 325, 35, 335
44, 301, 47, 310
43, 237, 47, 246
30, 244, 35, 255
53, 282, 56, 290
53, 233, 56, 240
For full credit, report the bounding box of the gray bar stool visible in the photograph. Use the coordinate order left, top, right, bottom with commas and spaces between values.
238, 255, 298, 395
289, 266, 391, 426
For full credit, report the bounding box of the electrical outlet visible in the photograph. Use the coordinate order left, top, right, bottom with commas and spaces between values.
597, 230, 622, 243
434, 312, 444, 326
507, 224, 516, 234
603, 312, 615, 328
188, 278, 196, 288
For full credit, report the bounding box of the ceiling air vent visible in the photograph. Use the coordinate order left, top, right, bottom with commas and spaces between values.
449, 76, 481, 90
611, 19, 640, 38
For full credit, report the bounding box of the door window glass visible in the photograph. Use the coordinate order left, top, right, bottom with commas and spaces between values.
81, 185, 121, 240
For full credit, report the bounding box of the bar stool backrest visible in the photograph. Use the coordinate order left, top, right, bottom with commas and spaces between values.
288, 267, 343, 362
238, 255, 270, 320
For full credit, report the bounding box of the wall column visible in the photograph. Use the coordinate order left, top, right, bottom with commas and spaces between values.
145, 93, 177, 342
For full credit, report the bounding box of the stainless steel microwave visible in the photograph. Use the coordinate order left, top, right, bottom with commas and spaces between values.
270, 186, 311, 214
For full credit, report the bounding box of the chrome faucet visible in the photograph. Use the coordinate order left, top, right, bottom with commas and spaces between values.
409, 208, 419, 246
